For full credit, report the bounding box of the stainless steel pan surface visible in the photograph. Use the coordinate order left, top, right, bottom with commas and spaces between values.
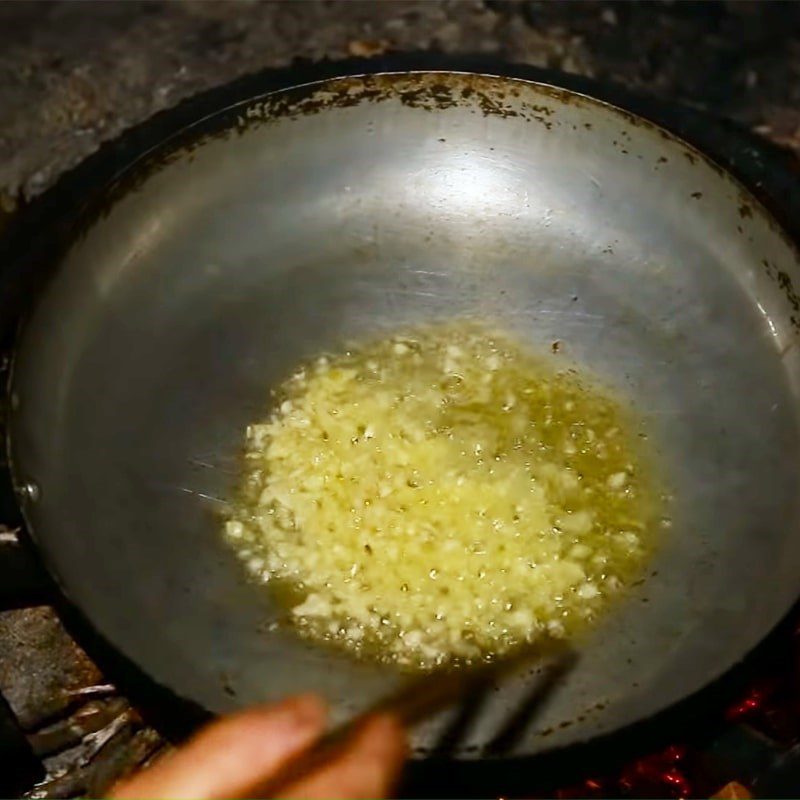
7, 70, 800, 759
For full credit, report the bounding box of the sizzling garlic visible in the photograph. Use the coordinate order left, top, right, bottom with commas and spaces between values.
226, 323, 661, 668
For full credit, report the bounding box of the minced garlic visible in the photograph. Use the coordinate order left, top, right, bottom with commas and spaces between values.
225, 323, 660, 668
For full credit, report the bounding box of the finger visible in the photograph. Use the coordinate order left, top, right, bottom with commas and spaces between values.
112, 694, 327, 800
279, 714, 407, 800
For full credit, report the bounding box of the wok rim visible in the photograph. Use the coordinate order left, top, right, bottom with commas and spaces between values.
2, 54, 799, 787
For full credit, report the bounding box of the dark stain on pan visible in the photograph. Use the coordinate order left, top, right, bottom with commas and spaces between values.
776, 270, 800, 313
763, 259, 800, 330
244, 74, 564, 127
691, 191, 703, 199
738, 201, 754, 219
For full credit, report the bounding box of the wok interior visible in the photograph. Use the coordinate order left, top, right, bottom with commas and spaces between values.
9, 73, 800, 756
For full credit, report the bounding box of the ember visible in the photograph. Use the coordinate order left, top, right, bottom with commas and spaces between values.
556, 776, 609, 798
725, 681, 775, 723
555, 747, 693, 799
619, 746, 691, 799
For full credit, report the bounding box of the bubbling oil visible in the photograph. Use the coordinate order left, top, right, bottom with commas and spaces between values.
225, 323, 662, 668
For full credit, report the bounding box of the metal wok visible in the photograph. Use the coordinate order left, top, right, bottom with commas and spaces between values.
6, 66, 800, 762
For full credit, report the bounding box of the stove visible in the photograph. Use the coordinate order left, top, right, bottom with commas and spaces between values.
2, 48, 800, 799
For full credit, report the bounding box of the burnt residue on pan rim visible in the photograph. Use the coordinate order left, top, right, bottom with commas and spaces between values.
61, 69, 800, 334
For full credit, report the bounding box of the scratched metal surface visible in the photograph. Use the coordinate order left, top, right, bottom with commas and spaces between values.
7, 72, 800, 758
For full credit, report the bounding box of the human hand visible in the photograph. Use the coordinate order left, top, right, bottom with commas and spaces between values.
111, 694, 407, 799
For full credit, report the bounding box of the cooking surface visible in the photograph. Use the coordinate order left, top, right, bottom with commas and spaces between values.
9, 69, 800, 760
3, 3, 800, 797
